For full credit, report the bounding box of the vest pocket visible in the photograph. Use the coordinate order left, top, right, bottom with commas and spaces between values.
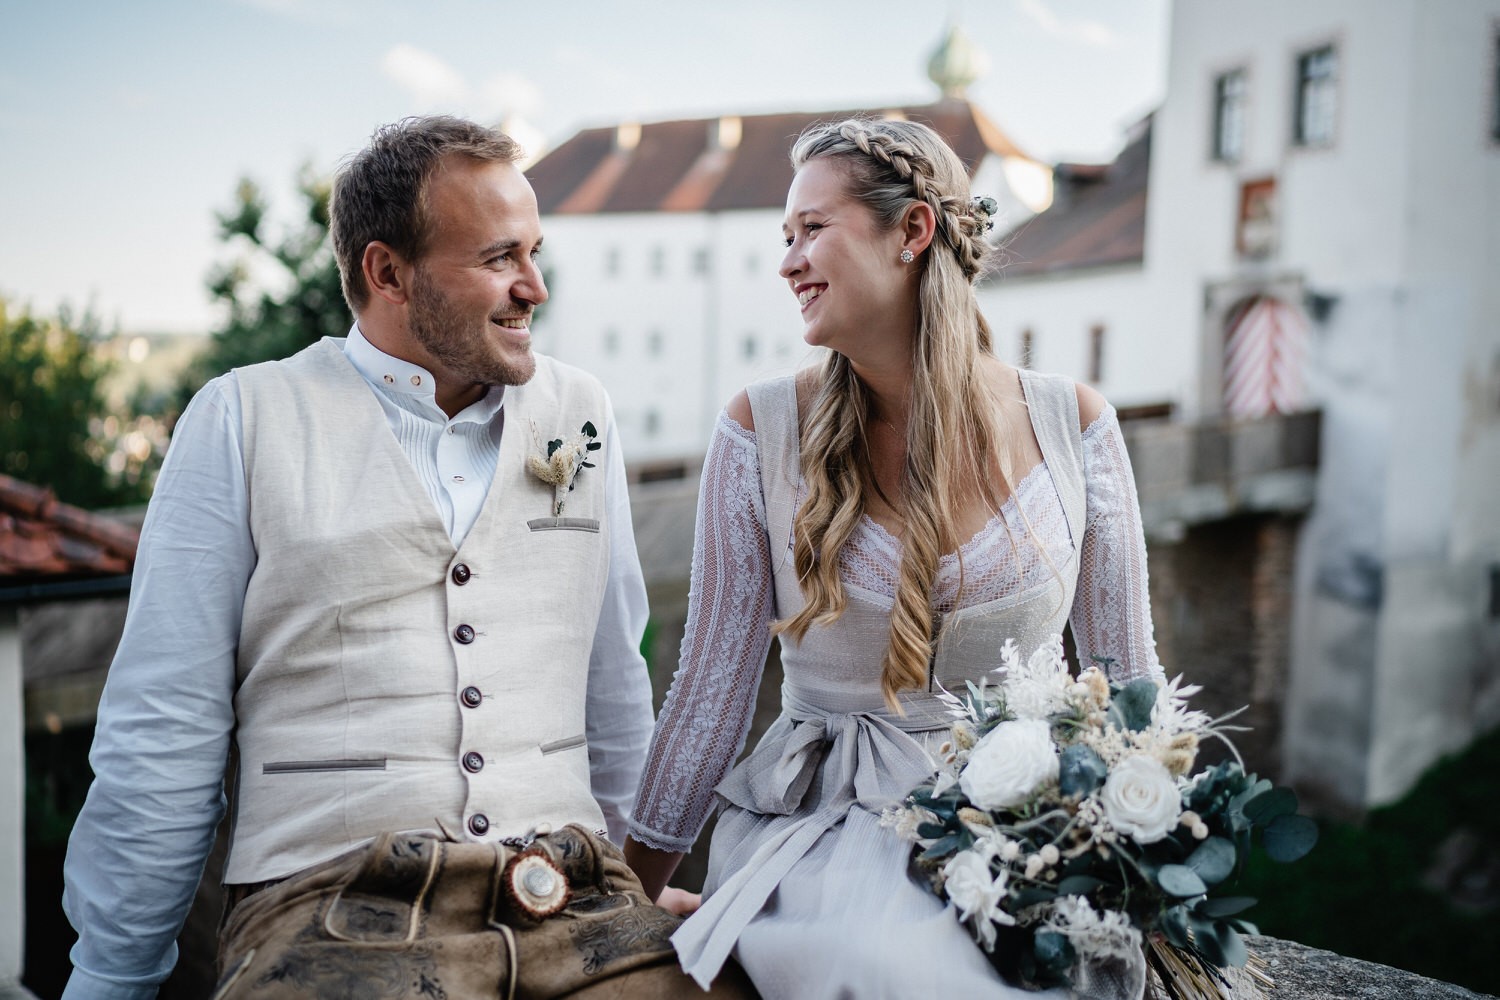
527, 517, 601, 532
539, 734, 587, 755
263, 758, 387, 774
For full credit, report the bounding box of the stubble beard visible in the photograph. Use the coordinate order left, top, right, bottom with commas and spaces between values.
408, 268, 536, 389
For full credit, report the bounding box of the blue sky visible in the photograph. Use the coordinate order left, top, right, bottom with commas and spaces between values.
0, 0, 1167, 334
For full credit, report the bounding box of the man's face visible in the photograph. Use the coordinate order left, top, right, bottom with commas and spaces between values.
405, 157, 548, 389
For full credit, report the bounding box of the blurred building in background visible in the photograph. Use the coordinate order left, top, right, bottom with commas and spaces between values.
984, 0, 1500, 810
525, 25, 1053, 469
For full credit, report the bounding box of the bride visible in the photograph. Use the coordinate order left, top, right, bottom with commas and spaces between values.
625, 116, 1164, 999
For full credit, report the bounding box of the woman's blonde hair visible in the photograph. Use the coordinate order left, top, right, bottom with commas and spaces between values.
775, 117, 1017, 711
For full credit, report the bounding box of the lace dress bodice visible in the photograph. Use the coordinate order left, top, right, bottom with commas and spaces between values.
630, 399, 1162, 852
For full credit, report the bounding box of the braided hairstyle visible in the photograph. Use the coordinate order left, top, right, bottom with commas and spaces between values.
775, 117, 1016, 712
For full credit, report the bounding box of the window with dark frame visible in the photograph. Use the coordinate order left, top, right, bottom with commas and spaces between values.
1492, 30, 1500, 143
1213, 69, 1247, 162
1294, 45, 1338, 147
1088, 325, 1106, 384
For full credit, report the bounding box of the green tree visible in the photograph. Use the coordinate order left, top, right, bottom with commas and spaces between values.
175, 166, 347, 403
0, 299, 149, 507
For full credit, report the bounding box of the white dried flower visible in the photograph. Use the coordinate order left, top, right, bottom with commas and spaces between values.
1192, 822, 1210, 840
1099, 754, 1182, 844
1039, 844, 1060, 866
1025, 854, 1045, 879
878, 804, 937, 842
960, 719, 1060, 810
1000, 635, 1073, 720
942, 850, 1015, 950
1044, 895, 1144, 964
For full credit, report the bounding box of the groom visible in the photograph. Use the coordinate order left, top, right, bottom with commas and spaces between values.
61, 116, 743, 999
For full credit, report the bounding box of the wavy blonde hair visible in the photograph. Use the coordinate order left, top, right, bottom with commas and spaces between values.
774, 117, 1020, 711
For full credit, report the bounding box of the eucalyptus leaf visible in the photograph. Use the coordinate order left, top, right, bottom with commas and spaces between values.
918, 834, 961, 861
915, 822, 949, 840
1263, 814, 1318, 862
1160, 904, 1191, 949
1185, 837, 1236, 886
1056, 875, 1104, 897
1196, 895, 1256, 918
1156, 864, 1207, 897
1243, 786, 1298, 825
1190, 916, 1248, 968
1110, 679, 1158, 732
1058, 744, 1109, 798
1034, 930, 1075, 975
1012, 886, 1058, 909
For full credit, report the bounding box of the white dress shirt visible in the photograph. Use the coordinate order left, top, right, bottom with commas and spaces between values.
60, 327, 655, 999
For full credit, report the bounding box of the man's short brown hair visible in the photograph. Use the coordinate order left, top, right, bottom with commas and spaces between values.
331, 116, 523, 313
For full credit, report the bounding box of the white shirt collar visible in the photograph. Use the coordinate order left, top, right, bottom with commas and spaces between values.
343, 323, 505, 423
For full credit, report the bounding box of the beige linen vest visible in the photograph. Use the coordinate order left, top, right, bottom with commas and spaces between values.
226, 338, 611, 883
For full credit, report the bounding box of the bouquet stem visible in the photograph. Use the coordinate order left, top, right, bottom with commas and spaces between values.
1145, 937, 1271, 1000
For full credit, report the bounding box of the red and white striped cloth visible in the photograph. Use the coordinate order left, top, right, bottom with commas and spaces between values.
1223, 295, 1307, 418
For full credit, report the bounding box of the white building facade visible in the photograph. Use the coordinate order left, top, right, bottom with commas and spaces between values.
984, 0, 1500, 807
527, 94, 1052, 467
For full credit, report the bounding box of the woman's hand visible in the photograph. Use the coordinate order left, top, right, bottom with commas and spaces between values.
624, 835, 686, 904
656, 886, 702, 915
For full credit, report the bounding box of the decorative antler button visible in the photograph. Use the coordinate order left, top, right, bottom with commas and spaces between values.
503, 851, 570, 919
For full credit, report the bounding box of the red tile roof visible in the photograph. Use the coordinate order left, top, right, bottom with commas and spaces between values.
0, 474, 138, 583
528, 99, 1035, 215
995, 117, 1151, 278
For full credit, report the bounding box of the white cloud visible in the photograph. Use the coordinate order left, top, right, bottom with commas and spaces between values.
381, 44, 469, 108
477, 72, 543, 121
1016, 0, 1119, 48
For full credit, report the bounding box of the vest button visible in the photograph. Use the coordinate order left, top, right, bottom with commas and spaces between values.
452, 563, 471, 585
468, 813, 489, 836
454, 624, 476, 644
463, 751, 485, 773
460, 686, 482, 708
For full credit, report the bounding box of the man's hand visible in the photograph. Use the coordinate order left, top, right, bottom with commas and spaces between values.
656, 886, 701, 916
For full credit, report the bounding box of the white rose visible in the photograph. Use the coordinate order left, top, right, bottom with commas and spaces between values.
1099, 754, 1182, 843
960, 719, 1060, 810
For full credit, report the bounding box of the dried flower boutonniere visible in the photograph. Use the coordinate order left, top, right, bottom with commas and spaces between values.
527, 420, 602, 517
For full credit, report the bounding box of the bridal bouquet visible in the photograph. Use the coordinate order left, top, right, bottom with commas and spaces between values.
884, 638, 1317, 1000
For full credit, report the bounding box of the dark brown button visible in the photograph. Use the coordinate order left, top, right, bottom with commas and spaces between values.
462, 751, 484, 773
454, 624, 475, 644
460, 686, 482, 708
468, 813, 489, 836
451, 563, 471, 585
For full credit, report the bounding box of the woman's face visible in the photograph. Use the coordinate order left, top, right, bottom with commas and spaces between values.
779, 158, 915, 361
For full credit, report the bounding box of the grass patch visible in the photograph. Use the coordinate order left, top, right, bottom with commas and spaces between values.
1231, 727, 1500, 995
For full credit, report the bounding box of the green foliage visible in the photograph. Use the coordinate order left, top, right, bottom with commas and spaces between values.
175, 166, 347, 406
1235, 726, 1500, 995
0, 300, 148, 507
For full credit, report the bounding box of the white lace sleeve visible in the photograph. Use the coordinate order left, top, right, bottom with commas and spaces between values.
1071, 407, 1165, 684
629, 412, 775, 851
